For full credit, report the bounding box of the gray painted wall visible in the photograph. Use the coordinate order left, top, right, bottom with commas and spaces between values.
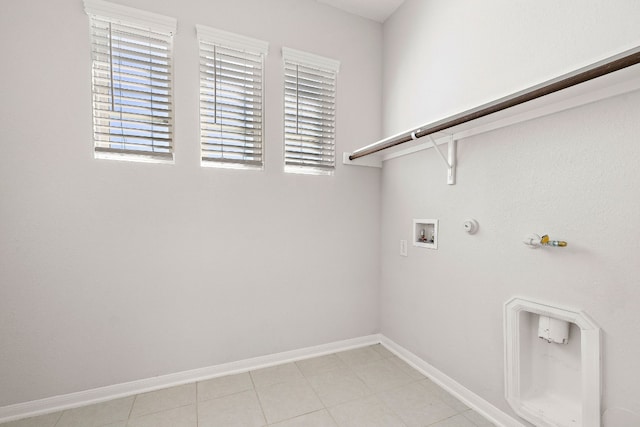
380, 0, 640, 423
0, 0, 382, 406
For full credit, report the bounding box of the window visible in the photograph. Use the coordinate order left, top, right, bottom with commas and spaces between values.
197, 26, 268, 169
84, 0, 177, 163
283, 48, 340, 175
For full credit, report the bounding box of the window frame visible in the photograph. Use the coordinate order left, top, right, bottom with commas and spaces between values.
282, 47, 340, 176
84, 0, 177, 164
197, 25, 269, 170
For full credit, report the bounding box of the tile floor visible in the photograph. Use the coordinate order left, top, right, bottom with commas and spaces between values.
2, 345, 495, 427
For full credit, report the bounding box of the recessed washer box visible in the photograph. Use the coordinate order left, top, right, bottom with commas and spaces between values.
413, 219, 438, 249
504, 297, 601, 427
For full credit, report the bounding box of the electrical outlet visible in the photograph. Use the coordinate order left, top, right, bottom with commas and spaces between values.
400, 240, 408, 257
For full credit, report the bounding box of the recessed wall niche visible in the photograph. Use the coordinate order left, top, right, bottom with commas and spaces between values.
413, 219, 438, 249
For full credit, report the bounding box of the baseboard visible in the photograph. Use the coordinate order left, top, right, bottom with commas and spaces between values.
379, 336, 526, 427
0, 334, 380, 423
1, 334, 525, 426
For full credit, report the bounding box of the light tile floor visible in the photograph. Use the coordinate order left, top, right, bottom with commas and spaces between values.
2, 345, 495, 427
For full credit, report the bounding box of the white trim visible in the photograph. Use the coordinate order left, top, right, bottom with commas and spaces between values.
84, 0, 177, 34
196, 25, 268, 55
342, 152, 382, 168
380, 133, 452, 162
282, 47, 340, 72
0, 335, 379, 423
380, 336, 527, 427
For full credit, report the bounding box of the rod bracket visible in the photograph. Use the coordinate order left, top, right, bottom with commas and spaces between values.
427, 135, 456, 185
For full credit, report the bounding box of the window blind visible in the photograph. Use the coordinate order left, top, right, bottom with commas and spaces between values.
85, 1, 176, 162
198, 26, 268, 168
283, 48, 340, 175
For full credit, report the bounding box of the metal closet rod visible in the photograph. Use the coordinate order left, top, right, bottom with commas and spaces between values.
349, 46, 640, 161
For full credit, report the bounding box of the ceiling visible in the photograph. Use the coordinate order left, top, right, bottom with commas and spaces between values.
316, 0, 405, 23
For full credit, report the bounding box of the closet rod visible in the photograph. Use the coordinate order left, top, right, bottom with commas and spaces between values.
349, 46, 640, 160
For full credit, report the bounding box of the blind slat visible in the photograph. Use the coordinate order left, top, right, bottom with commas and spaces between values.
90, 20, 172, 45
200, 97, 263, 112
284, 114, 334, 127
284, 75, 336, 90
94, 72, 171, 91
93, 81, 171, 100
285, 86, 335, 100
94, 109, 171, 124
202, 145, 263, 154
94, 62, 170, 81
201, 53, 263, 69
200, 103, 262, 119
284, 161, 335, 170
91, 34, 171, 58
93, 55, 171, 74
200, 72, 263, 88
284, 63, 336, 80
201, 156, 262, 167
202, 126, 262, 136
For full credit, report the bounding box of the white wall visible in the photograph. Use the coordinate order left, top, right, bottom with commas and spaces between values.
381, 0, 640, 424
0, 0, 382, 406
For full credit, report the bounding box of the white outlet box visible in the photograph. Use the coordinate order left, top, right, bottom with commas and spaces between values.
400, 240, 408, 256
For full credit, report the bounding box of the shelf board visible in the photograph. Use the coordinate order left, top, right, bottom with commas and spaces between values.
346, 47, 640, 164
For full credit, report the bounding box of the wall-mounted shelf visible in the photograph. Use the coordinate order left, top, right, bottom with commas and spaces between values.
343, 46, 640, 184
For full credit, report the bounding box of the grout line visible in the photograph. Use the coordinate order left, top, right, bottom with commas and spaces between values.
372, 394, 409, 427
51, 408, 64, 427
126, 394, 136, 421
301, 363, 326, 418
51, 410, 63, 427
125, 402, 195, 423
123, 384, 196, 421
326, 408, 341, 427
425, 413, 463, 426
194, 380, 199, 427
127, 394, 139, 424
249, 369, 269, 425
327, 345, 406, 427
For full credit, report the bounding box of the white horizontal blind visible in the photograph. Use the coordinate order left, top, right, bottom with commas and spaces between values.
283, 49, 339, 174
88, 13, 175, 162
198, 27, 267, 168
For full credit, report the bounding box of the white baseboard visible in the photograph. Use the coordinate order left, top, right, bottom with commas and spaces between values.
0, 335, 380, 423
379, 336, 526, 427
1, 334, 524, 426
